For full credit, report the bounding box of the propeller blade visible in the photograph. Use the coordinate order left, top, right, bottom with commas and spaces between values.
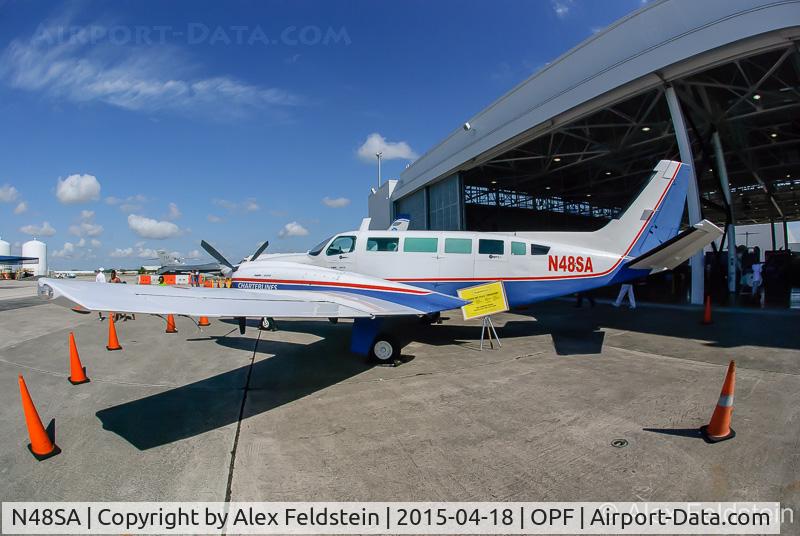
200, 240, 234, 270
250, 241, 269, 261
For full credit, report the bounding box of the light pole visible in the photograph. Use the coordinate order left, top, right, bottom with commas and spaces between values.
376, 151, 383, 188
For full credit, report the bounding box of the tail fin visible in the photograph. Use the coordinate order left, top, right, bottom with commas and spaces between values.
593, 160, 689, 259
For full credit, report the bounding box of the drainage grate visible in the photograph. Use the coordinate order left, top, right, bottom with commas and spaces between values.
611, 438, 629, 448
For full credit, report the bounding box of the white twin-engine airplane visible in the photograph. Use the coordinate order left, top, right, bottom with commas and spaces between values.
39, 160, 721, 362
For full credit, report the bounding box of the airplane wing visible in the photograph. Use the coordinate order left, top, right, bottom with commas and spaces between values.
627, 219, 723, 273
37, 278, 466, 318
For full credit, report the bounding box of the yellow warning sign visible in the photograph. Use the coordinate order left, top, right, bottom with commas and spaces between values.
457, 281, 509, 320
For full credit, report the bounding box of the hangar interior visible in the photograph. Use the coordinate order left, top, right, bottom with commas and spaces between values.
378, 1, 800, 307
459, 44, 800, 236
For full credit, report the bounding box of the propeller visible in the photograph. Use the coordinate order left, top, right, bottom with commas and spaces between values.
200, 240, 270, 277
251, 241, 269, 261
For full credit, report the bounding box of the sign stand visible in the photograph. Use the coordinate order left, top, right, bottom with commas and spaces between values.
479, 316, 502, 351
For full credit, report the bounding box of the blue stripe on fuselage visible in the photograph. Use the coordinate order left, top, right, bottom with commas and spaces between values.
230, 281, 466, 314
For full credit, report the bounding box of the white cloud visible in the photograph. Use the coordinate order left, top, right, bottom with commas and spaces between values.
278, 221, 309, 238
90, 239, 101, 247
109, 245, 160, 258
213, 198, 259, 213
127, 214, 182, 239
119, 203, 141, 213
0, 20, 302, 120
213, 198, 238, 211
19, 221, 56, 236
13, 201, 27, 214
69, 221, 103, 237
356, 133, 418, 163
186, 249, 201, 259
207, 214, 223, 223
109, 247, 133, 258
322, 196, 351, 208
52, 241, 77, 258
167, 202, 181, 220
0, 184, 19, 202
56, 173, 101, 204
551, 0, 574, 18
69, 209, 103, 236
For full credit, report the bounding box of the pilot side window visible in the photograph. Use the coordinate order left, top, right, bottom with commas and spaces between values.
444, 238, 472, 254
511, 241, 526, 255
404, 237, 438, 253
308, 236, 333, 256
478, 239, 504, 255
326, 236, 356, 256
366, 237, 399, 252
530, 244, 551, 255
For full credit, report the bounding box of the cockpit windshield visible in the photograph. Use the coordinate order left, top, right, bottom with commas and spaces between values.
308, 236, 333, 256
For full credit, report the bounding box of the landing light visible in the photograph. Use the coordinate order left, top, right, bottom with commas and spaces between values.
605, 171, 611, 176
770, 133, 778, 138
752, 94, 761, 100
553, 157, 561, 162
641, 126, 651, 132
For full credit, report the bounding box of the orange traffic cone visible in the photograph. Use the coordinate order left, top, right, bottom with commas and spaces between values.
67, 332, 89, 385
165, 314, 178, 333
198, 316, 211, 327
700, 360, 736, 443
18, 375, 60, 460
702, 295, 712, 325
106, 314, 122, 351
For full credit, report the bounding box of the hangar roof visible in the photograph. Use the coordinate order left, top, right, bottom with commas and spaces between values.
394, 0, 800, 206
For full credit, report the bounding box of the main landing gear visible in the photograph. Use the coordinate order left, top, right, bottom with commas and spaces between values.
369, 334, 400, 363
351, 318, 404, 364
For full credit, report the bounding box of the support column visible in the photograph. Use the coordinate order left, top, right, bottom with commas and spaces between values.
711, 132, 736, 300
783, 219, 790, 251
666, 86, 704, 304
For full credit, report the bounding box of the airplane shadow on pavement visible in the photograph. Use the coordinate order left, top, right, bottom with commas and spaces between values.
95, 323, 374, 450
95, 317, 608, 450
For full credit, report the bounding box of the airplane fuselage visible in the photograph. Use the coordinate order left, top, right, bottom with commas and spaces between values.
232, 229, 639, 308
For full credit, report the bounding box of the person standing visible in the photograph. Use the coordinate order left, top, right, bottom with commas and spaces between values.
95, 268, 106, 320
613, 283, 636, 309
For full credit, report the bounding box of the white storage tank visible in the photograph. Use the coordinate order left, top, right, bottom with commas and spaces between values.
0, 237, 10, 273
22, 239, 47, 277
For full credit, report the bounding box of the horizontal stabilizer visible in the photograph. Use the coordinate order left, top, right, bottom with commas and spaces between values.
627, 219, 723, 272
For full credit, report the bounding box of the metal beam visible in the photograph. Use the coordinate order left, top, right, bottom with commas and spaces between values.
712, 132, 737, 299
665, 85, 704, 305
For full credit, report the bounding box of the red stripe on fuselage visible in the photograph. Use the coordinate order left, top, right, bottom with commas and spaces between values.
389, 164, 682, 283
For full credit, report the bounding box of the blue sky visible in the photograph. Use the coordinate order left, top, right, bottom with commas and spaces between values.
0, 0, 649, 269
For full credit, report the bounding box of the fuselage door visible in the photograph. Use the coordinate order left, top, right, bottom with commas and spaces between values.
324, 235, 357, 271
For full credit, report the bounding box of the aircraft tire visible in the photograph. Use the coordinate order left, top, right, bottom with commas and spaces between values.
369, 334, 400, 363
260, 317, 277, 331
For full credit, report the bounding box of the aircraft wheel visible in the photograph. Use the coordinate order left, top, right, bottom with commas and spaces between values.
328, 317, 339, 324
369, 334, 400, 363
260, 317, 277, 331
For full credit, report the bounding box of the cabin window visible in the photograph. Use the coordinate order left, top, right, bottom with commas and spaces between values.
478, 239, 504, 255
366, 237, 399, 252
511, 241, 526, 255
309, 236, 333, 256
404, 237, 438, 253
445, 238, 472, 254
326, 235, 356, 255
531, 244, 551, 255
